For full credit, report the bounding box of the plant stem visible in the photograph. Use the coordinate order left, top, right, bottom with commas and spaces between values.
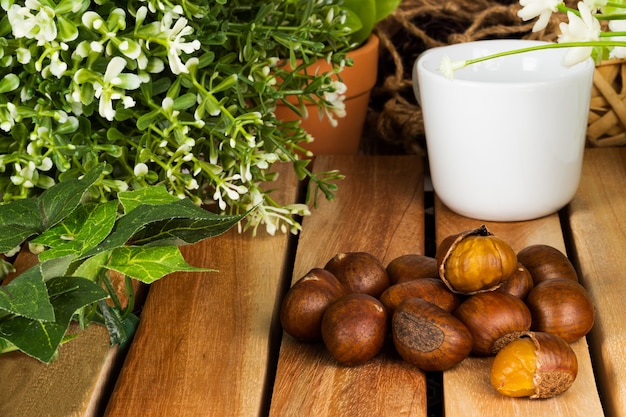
463, 41, 626, 67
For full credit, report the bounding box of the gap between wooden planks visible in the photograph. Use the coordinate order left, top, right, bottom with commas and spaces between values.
269, 155, 427, 417
435, 193, 604, 416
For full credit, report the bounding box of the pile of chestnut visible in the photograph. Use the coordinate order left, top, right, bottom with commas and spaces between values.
280, 225, 595, 399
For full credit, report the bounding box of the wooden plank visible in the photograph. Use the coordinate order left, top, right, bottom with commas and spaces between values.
567, 147, 626, 417
269, 155, 427, 417
0, 324, 116, 417
435, 199, 604, 416
104, 162, 299, 417
0, 246, 129, 417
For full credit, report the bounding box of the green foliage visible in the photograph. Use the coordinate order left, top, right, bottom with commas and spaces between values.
341, 0, 402, 45
0, 164, 244, 362
0, 0, 351, 237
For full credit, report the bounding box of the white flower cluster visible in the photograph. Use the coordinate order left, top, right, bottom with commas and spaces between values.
0, 0, 351, 236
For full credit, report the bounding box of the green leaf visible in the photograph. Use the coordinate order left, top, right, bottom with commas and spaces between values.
374, 0, 402, 22
173, 93, 198, 111
0, 276, 108, 363
0, 266, 54, 321
38, 163, 105, 228
0, 199, 43, 253
0, 74, 20, 93
83, 199, 243, 257
342, 0, 375, 45
34, 200, 119, 262
136, 109, 161, 131
118, 185, 179, 213
106, 246, 210, 284
72, 251, 110, 282
131, 215, 242, 246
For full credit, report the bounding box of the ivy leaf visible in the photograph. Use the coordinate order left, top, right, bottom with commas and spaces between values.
0, 199, 43, 253
38, 163, 104, 228
83, 199, 243, 257
0, 164, 105, 254
106, 246, 211, 284
118, 185, 178, 213
34, 200, 119, 262
131, 216, 241, 246
0, 276, 108, 363
0, 266, 54, 321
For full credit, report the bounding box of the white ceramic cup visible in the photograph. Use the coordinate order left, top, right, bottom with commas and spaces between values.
413, 40, 595, 221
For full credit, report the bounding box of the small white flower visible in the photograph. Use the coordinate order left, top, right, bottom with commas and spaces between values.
321, 80, 347, 127
93, 57, 142, 120
16, 47, 31, 64
558, 2, 601, 66
437, 55, 467, 80
518, 0, 562, 32
160, 13, 201, 75
134, 163, 149, 177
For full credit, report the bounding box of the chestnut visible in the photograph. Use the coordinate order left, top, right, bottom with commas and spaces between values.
525, 278, 595, 343
454, 291, 532, 356
280, 268, 346, 341
321, 293, 388, 366
517, 244, 578, 284
392, 297, 472, 371
490, 331, 578, 399
386, 254, 439, 284
496, 263, 534, 300
379, 277, 460, 315
325, 252, 390, 297
436, 225, 518, 294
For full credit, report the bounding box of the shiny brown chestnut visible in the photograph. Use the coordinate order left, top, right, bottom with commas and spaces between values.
392, 297, 472, 371
386, 254, 439, 284
325, 252, 390, 297
321, 293, 388, 366
280, 268, 346, 341
379, 277, 461, 316
497, 263, 534, 300
517, 244, 578, 284
525, 278, 595, 343
454, 291, 532, 356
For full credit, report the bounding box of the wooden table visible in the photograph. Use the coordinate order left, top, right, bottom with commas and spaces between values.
1, 147, 624, 417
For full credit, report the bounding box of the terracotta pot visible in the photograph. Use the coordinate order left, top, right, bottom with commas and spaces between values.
275, 34, 380, 155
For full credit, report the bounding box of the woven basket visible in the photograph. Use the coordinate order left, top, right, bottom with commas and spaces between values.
587, 59, 626, 147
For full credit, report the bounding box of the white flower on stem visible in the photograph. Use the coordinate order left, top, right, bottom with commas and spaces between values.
93, 57, 141, 121
438, 55, 467, 79
518, 0, 562, 32
321, 80, 347, 127
609, 19, 626, 59
7, 0, 57, 43
160, 12, 201, 75
558, 2, 601, 66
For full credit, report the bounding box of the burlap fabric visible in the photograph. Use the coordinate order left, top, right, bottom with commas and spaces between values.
366, 0, 576, 155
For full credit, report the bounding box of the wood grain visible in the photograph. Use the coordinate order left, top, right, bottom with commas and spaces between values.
0, 324, 116, 417
0, 243, 121, 417
435, 198, 605, 417
567, 147, 626, 417
269, 155, 428, 417
104, 163, 299, 417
